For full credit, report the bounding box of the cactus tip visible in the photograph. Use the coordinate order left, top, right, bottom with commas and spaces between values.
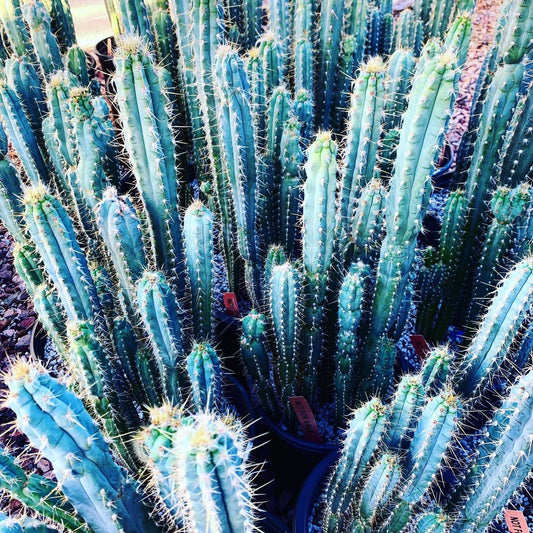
22, 183, 48, 205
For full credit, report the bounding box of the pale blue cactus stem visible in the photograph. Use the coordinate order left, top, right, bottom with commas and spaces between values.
331, 0, 368, 130
0, 514, 59, 533
383, 374, 424, 450
455, 256, 533, 396
184, 200, 214, 341
340, 58, 386, 239
346, 178, 386, 266
4, 360, 161, 533
444, 13, 472, 68
114, 36, 185, 291
214, 45, 262, 306
23, 185, 106, 334
494, 0, 533, 65
21, 0, 63, 78
292, 0, 314, 96
301, 132, 337, 400
280, 117, 303, 257
156, 412, 257, 532
97, 188, 147, 315
383, 49, 416, 133
137, 270, 186, 405
334, 262, 370, 425
394, 9, 415, 50
240, 311, 280, 420
420, 345, 452, 395
270, 262, 301, 423
294, 88, 314, 142
369, 51, 457, 348
258, 32, 285, 98
413, 512, 450, 533
323, 399, 387, 533
186, 342, 221, 411
358, 453, 402, 528
0, 78, 49, 185
115, 0, 154, 40
246, 47, 267, 146
268, 0, 291, 62
0, 447, 86, 531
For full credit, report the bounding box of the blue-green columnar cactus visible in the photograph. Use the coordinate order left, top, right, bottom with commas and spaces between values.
394, 9, 416, 50
444, 12, 472, 68
0, 514, 59, 533
420, 345, 452, 395
448, 367, 533, 533
97, 188, 148, 315
144, 0, 177, 74
143, 411, 258, 532
334, 262, 370, 425
346, 178, 386, 266
279, 117, 303, 257
384, 392, 461, 533
268, 0, 291, 60
369, 49, 457, 347
184, 200, 214, 341
0, 0, 34, 57
5, 56, 46, 143
270, 262, 301, 422
65, 44, 90, 86
357, 453, 402, 530
339, 57, 386, 239
292, 0, 314, 97
44, 0, 77, 52
494, 0, 533, 65
23, 185, 105, 329
301, 132, 337, 400
323, 398, 387, 532
240, 310, 280, 419
186, 342, 221, 411
383, 374, 424, 450
114, 36, 185, 290
0, 154, 24, 242
468, 183, 531, 320
413, 512, 450, 533
21, 0, 62, 78
0, 447, 86, 531
113, 0, 153, 39
383, 49, 416, 133
0, 78, 49, 185
214, 45, 263, 307
4, 360, 161, 533
455, 256, 533, 396
257, 32, 284, 98
137, 270, 186, 405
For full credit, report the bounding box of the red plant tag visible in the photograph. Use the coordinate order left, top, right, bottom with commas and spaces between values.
289, 396, 322, 443
223, 292, 240, 317
504, 510, 530, 533
410, 334, 431, 361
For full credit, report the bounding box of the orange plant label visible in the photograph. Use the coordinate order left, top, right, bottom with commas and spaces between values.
223, 292, 240, 317
504, 510, 529, 533
289, 396, 322, 443
410, 334, 431, 361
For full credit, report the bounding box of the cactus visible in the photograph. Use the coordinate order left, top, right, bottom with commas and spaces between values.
186, 342, 221, 411
455, 256, 533, 396
323, 398, 387, 533
0, 0, 34, 58
0, 447, 86, 531
43, 0, 76, 52
214, 45, 263, 306
334, 262, 370, 425
184, 200, 214, 341
292, 0, 314, 96
114, 36, 185, 291
449, 368, 533, 533
339, 58, 386, 239
0, 154, 24, 242
420, 345, 452, 395
369, 50, 457, 348
136, 270, 186, 405
4, 360, 161, 533
157, 412, 257, 532
21, 0, 62, 78
300, 132, 337, 400
270, 262, 301, 422
65, 44, 90, 86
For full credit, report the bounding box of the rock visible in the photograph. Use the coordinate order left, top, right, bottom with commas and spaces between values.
1, 329, 16, 338
19, 317, 35, 330
15, 334, 31, 349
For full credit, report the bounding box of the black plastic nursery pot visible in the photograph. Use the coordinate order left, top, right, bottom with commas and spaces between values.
293, 451, 340, 533
85, 51, 97, 80
29, 321, 48, 360
95, 36, 116, 75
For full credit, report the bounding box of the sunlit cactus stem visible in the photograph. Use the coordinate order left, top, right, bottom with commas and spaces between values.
301, 132, 337, 400
186, 342, 221, 411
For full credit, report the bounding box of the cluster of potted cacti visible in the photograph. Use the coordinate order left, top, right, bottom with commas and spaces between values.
0, 0, 532, 530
